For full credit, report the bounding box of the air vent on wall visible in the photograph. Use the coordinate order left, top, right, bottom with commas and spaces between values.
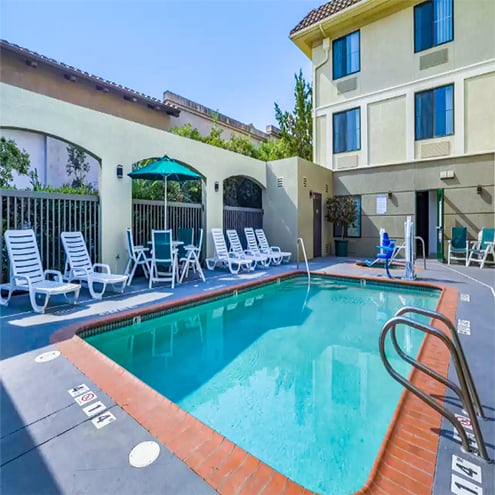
276, 177, 284, 187
303, 177, 308, 187
420, 141, 450, 159
337, 77, 357, 94
325, 184, 329, 193
420, 48, 448, 70
336, 155, 359, 169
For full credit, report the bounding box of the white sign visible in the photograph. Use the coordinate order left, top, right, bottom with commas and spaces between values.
452, 455, 482, 484
376, 194, 387, 215
91, 412, 116, 429
82, 401, 107, 418
68, 384, 89, 398
455, 414, 473, 430
75, 392, 97, 406
451, 474, 483, 495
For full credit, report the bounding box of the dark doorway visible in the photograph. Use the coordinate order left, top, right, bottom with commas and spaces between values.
313, 193, 322, 258
415, 191, 429, 254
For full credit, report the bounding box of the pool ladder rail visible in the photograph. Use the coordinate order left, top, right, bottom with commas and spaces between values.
379, 306, 491, 462
296, 237, 310, 285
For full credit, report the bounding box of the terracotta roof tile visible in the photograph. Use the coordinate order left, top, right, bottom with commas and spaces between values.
290, 0, 364, 35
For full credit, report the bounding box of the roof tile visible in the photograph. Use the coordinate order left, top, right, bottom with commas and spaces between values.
290, 0, 364, 35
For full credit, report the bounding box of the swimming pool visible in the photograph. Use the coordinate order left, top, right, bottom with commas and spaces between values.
85, 275, 440, 494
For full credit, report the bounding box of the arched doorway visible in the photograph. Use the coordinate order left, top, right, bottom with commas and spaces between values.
223, 176, 263, 247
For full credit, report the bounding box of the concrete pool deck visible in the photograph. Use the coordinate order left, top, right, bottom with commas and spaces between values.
1, 257, 494, 494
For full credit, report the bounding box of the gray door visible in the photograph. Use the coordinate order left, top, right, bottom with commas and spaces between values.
313, 193, 322, 258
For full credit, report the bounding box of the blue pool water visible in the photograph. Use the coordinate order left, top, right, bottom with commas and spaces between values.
86, 276, 439, 494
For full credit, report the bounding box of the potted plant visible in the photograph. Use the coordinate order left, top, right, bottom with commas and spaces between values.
326, 196, 358, 257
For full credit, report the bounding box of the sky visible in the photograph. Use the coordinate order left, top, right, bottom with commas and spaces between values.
0, 0, 317, 132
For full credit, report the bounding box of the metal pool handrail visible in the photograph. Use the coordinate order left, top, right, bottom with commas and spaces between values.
395, 306, 485, 419
296, 237, 310, 285
379, 313, 490, 462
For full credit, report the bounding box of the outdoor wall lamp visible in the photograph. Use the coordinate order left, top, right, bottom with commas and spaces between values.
214, 181, 219, 192
116, 165, 123, 179
476, 185, 482, 195
309, 190, 313, 199
387, 191, 393, 199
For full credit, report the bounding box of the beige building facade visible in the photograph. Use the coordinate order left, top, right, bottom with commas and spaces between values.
292, 0, 495, 258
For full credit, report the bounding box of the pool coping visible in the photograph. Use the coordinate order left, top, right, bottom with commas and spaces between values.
51, 271, 457, 495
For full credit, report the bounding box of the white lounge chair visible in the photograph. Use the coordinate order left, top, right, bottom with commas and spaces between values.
124, 227, 151, 286
467, 228, 495, 269
205, 228, 255, 274
0, 229, 80, 313
226, 229, 269, 269
61, 231, 128, 299
244, 227, 279, 265
149, 230, 178, 289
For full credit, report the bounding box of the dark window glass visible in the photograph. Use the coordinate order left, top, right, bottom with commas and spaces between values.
415, 84, 454, 140
414, 0, 453, 52
333, 108, 361, 153
333, 31, 360, 80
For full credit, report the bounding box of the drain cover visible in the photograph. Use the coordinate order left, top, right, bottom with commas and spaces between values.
129, 441, 160, 468
34, 350, 61, 363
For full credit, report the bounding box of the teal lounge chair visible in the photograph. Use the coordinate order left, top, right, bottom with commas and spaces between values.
447, 227, 469, 265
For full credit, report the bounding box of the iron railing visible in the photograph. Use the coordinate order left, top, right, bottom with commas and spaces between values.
132, 199, 203, 247
223, 206, 263, 248
1, 189, 99, 281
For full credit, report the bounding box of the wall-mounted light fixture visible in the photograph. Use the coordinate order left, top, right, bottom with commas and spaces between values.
116, 165, 123, 179
476, 185, 482, 195
387, 191, 393, 199
214, 181, 219, 192
309, 190, 313, 199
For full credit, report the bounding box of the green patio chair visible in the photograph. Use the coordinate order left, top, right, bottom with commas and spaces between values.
467, 228, 495, 268
447, 227, 469, 265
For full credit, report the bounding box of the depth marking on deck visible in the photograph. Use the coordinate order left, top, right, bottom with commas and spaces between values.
83, 401, 107, 418
451, 455, 482, 484
460, 293, 470, 302
91, 411, 116, 429
68, 384, 90, 397
457, 319, 471, 335
451, 473, 483, 495
75, 392, 97, 406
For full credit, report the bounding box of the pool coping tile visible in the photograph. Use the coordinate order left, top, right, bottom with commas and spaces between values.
52, 272, 456, 495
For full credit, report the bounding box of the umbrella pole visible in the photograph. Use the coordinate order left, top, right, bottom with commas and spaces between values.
164, 175, 168, 230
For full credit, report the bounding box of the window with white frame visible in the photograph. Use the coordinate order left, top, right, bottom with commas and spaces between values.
415, 84, 454, 140
333, 108, 361, 153
333, 30, 360, 80
414, 0, 453, 53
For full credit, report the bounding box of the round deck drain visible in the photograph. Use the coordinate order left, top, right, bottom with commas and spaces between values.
34, 350, 61, 363
129, 441, 160, 468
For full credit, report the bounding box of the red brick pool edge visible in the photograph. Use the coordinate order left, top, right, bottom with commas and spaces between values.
52, 276, 457, 495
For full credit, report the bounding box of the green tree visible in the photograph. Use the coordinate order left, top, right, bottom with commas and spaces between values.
274, 69, 312, 160
66, 144, 91, 187
0, 136, 31, 188
326, 196, 357, 239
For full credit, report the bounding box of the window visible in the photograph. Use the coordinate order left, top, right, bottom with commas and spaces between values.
333, 31, 360, 80
414, 0, 453, 52
333, 108, 360, 153
415, 84, 453, 140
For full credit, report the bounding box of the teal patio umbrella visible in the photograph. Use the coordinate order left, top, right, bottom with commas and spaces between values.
128, 155, 201, 230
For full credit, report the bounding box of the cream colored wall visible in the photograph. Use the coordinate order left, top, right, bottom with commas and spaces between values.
263, 158, 299, 257
0, 83, 266, 271
465, 72, 495, 154
315, 115, 328, 167
314, 0, 495, 108
297, 158, 333, 258
333, 152, 495, 257
264, 157, 333, 260
368, 96, 406, 165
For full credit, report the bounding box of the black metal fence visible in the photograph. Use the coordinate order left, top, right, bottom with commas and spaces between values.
1, 190, 262, 282
132, 200, 203, 247
1, 189, 99, 282
223, 206, 263, 247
